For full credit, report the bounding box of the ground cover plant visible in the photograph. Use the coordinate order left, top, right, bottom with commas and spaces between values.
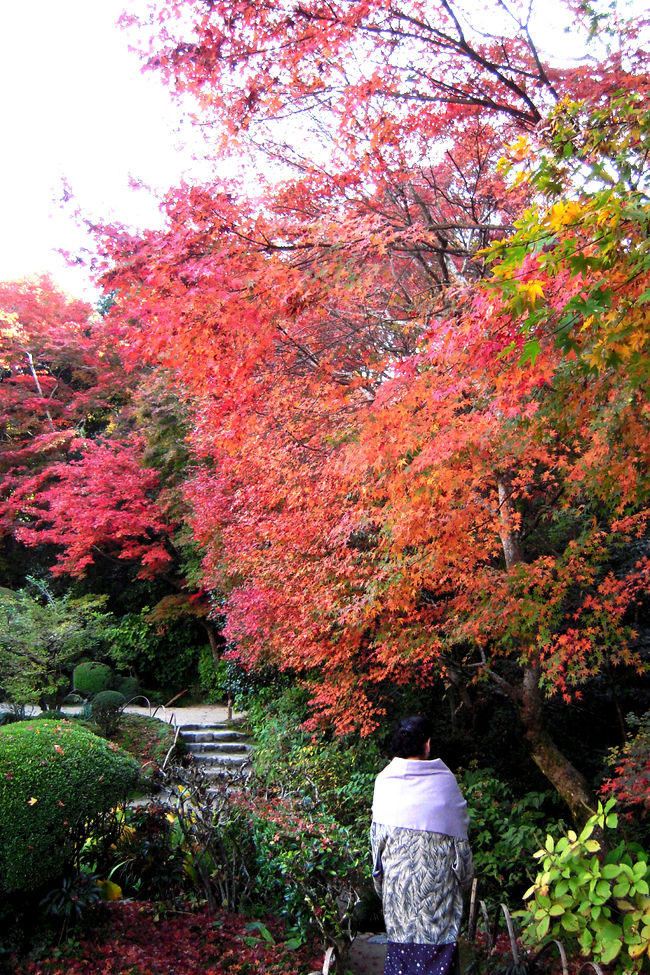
111, 713, 186, 776
9, 901, 319, 975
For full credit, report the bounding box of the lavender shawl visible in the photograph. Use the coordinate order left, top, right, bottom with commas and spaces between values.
372, 758, 469, 840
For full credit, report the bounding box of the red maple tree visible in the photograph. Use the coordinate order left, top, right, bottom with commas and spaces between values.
91, 2, 650, 820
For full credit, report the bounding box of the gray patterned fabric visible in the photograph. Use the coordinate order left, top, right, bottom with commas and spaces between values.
371, 822, 474, 945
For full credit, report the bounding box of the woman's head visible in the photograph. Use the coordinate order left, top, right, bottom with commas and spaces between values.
390, 715, 434, 759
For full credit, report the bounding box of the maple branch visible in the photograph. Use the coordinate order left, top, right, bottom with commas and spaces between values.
382, 2, 546, 123
22, 349, 56, 434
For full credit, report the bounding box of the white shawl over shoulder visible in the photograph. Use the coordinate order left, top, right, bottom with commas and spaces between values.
372, 757, 469, 839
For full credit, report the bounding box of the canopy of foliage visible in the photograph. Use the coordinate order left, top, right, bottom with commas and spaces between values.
1, 1, 648, 825
86, 0, 650, 821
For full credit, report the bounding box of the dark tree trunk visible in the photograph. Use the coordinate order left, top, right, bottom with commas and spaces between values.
496, 474, 597, 825
519, 664, 595, 825
201, 619, 225, 665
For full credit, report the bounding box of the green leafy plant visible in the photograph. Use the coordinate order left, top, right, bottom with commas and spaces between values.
461, 765, 565, 907
0, 585, 113, 710
248, 795, 364, 960
246, 686, 383, 830
104, 803, 187, 899
520, 798, 650, 972
197, 647, 230, 703
602, 711, 650, 828
105, 611, 203, 693
0, 719, 140, 896
40, 869, 103, 941
91, 690, 126, 737
73, 661, 114, 698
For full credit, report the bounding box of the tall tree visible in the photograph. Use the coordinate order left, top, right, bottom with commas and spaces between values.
0, 277, 225, 661
0, 276, 170, 582
96, 1, 649, 820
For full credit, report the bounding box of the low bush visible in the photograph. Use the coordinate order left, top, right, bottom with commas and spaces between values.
248, 795, 364, 954
460, 764, 566, 907
73, 661, 114, 698
0, 719, 140, 896
91, 690, 126, 736
520, 799, 650, 973
116, 675, 140, 702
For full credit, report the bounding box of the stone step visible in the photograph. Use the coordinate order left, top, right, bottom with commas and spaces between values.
180, 728, 247, 744
187, 742, 253, 756
178, 723, 230, 732
199, 754, 252, 772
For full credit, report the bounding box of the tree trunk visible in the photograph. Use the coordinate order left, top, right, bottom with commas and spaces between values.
496, 473, 597, 825
520, 663, 595, 825
201, 620, 225, 665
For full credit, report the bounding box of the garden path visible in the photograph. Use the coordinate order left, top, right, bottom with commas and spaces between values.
128, 706, 387, 974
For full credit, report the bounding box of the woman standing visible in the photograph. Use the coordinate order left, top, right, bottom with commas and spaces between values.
371, 716, 473, 975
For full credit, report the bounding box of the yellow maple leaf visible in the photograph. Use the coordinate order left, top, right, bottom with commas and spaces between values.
547, 200, 582, 232
28, 797, 38, 806
521, 280, 545, 305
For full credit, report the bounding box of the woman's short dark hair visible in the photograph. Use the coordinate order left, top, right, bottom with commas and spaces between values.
390, 716, 434, 759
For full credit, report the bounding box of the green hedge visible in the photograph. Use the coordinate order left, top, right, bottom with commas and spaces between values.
73, 660, 114, 697
0, 719, 140, 895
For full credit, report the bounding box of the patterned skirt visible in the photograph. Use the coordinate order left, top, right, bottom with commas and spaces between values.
370, 824, 473, 975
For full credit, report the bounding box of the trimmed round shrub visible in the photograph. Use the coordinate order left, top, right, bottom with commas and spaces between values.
73, 660, 114, 697
91, 690, 126, 713
91, 690, 127, 737
117, 676, 141, 702
0, 719, 140, 896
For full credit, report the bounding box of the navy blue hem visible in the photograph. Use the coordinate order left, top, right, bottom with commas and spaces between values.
384, 940, 458, 975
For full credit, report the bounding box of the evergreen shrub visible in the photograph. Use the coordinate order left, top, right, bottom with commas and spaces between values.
116, 676, 140, 702
73, 661, 114, 697
0, 719, 140, 895
91, 690, 127, 736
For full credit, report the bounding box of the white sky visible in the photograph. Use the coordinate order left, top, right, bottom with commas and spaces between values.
0, 0, 640, 302
0, 0, 199, 300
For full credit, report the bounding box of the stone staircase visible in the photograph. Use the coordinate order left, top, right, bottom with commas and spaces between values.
178, 722, 253, 782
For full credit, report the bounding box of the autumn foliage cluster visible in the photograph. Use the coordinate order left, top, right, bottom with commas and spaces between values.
1, 0, 649, 822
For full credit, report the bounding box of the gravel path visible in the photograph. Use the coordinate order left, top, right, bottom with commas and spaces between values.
118, 703, 246, 726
